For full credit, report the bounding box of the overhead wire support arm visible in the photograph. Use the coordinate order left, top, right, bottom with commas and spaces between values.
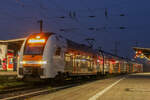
98, 48, 105, 75
85, 38, 95, 48
37, 19, 43, 33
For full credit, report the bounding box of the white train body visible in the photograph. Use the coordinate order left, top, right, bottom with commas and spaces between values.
17, 32, 143, 79
18, 33, 67, 79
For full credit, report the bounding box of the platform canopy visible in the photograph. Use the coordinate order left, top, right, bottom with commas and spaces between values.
0, 38, 26, 56
133, 47, 150, 60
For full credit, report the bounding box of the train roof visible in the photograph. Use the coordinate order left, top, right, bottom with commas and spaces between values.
65, 39, 141, 64
98, 49, 139, 63
66, 39, 97, 54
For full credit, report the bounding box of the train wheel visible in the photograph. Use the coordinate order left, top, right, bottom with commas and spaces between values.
45, 78, 55, 86
55, 72, 65, 85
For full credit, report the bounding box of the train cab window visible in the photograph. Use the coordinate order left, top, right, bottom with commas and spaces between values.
55, 47, 61, 56
24, 44, 44, 55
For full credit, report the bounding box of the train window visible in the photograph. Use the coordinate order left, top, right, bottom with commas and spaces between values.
55, 47, 61, 56
65, 54, 71, 61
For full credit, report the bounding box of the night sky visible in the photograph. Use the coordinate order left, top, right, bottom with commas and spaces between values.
0, 0, 150, 58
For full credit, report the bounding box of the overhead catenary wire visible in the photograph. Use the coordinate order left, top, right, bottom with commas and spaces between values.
46, 0, 70, 14
3, 0, 126, 21
31, 0, 98, 42
1, 1, 128, 39
0, 0, 137, 57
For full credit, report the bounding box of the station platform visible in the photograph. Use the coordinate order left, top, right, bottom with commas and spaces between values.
0, 71, 17, 76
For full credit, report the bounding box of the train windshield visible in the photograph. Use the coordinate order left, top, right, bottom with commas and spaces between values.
24, 43, 45, 55
23, 33, 52, 55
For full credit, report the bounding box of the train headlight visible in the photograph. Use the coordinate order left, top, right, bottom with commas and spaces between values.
38, 61, 47, 64
20, 61, 47, 64
20, 61, 26, 64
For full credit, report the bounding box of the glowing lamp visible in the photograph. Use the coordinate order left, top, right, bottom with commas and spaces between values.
36, 36, 41, 39
138, 51, 142, 54
134, 56, 137, 58
136, 51, 138, 54
20, 61, 26, 64
38, 61, 47, 64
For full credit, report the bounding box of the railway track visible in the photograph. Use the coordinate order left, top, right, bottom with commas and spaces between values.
1, 84, 78, 100
0, 76, 101, 100
0, 74, 125, 100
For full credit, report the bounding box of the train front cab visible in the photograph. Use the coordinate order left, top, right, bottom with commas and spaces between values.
17, 33, 53, 79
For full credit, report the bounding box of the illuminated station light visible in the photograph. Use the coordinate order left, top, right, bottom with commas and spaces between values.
136, 50, 142, 54
135, 50, 144, 58
133, 47, 150, 60
138, 51, 142, 54
134, 50, 147, 59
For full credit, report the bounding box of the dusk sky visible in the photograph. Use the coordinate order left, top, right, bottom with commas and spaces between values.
0, 0, 150, 58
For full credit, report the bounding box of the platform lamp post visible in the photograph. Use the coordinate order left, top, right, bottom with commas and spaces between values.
98, 47, 105, 75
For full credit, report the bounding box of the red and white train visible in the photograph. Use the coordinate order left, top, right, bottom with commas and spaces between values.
17, 32, 143, 79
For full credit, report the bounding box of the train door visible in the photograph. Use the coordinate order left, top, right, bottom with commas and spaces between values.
53, 47, 65, 73
7, 50, 14, 71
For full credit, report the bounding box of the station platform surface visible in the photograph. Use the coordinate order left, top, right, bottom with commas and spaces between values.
30, 73, 150, 100
0, 71, 17, 76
